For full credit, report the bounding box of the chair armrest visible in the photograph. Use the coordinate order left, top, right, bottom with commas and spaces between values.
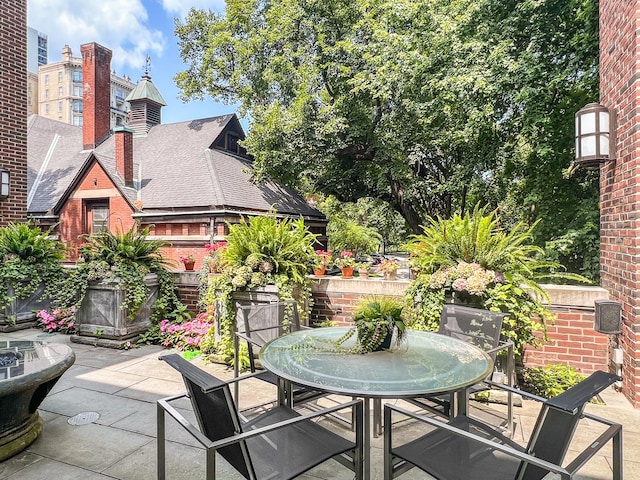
235, 331, 264, 347
384, 404, 571, 477
482, 380, 548, 403
160, 392, 362, 451
211, 398, 363, 450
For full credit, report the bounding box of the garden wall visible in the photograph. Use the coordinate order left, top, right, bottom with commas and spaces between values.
174, 273, 613, 375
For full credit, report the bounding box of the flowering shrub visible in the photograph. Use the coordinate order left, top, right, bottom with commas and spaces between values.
314, 250, 332, 268
379, 258, 400, 274
180, 254, 195, 264
204, 241, 228, 273
429, 261, 499, 296
159, 312, 215, 352
335, 251, 357, 268
37, 307, 76, 334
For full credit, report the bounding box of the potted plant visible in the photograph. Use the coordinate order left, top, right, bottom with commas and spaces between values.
180, 254, 196, 271
379, 258, 399, 280
356, 261, 372, 278
335, 251, 357, 278
313, 250, 332, 276
403, 204, 589, 356
0, 221, 68, 332
347, 295, 406, 353
52, 225, 185, 344
204, 241, 228, 273
203, 212, 317, 359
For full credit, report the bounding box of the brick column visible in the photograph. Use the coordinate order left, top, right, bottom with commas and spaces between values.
599, 0, 640, 406
0, 0, 27, 225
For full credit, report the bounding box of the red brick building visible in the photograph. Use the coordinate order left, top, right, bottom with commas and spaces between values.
599, 0, 640, 406
0, 0, 27, 225
26, 42, 326, 268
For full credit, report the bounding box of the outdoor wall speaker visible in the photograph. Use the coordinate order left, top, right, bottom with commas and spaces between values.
594, 299, 622, 334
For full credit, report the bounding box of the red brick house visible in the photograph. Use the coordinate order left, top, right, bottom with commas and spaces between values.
26, 42, 326, 267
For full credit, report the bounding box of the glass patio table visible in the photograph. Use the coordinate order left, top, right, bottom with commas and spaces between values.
259, 327, 493, 479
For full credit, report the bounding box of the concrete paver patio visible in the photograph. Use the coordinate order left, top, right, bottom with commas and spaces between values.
0, 328, 638, 479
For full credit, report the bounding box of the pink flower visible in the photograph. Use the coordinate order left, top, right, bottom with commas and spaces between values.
452, 278, 468, 292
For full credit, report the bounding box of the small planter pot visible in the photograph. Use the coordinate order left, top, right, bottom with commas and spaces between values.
313, 266, 326, 277
358, 269, 370, 278
183, 261, 196, 271
383, 271, 397, 281
340, 267, 354, 279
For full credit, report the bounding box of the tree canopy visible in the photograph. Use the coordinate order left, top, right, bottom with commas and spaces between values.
175, 0, 600, 277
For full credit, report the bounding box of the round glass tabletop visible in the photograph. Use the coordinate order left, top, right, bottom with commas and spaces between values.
259, 327, 493, 398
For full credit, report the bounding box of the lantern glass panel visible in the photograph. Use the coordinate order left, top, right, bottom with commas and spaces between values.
599, 111, 609, 132
600, 134, 609, 156
581, 111, 596, 134
581, 135, 596, 156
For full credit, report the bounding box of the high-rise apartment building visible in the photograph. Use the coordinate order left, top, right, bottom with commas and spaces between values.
38, 45, 136, 128
27, 27, 47, 73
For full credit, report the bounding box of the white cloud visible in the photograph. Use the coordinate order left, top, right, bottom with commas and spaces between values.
27, 0, 166, 74
161, 0, 225, 20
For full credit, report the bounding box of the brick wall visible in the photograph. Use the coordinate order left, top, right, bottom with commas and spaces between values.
599, 0, 640, 406
0, 0, 27, 225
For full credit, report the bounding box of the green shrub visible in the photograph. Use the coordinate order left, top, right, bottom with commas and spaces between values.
522, 364, 586, 398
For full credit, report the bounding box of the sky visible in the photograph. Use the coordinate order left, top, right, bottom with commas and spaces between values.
27, 0, 243, 126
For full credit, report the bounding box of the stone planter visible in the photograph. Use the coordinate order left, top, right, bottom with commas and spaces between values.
72, 274, 158, 344
0, 282, 51, 333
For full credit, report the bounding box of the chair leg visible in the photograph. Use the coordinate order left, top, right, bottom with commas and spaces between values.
157, 404, 166, 480
206, 446, 216, 480
383, 406, 393, 479
613, 428, 623, 480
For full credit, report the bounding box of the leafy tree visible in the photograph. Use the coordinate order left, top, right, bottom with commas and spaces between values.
174, 0, 600, 279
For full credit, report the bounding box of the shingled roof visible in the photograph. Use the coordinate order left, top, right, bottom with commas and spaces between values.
26, 113, 324, 221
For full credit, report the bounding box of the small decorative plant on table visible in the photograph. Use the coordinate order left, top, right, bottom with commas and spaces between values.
335, 251, 357, 278
313, 250, 332, 276
329, 295, 406, 354
204, 241, 228, 273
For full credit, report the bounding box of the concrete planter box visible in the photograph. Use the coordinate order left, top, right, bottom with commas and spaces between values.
0, 282, 51, 332
74, 274, 158, 340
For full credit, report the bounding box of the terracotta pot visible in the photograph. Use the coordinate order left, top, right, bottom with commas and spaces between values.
313, 266, 326, 276
183, 261, 195, 271
383, 271, 397, 281
341, 266, 354, 278
358, 269, 370, 278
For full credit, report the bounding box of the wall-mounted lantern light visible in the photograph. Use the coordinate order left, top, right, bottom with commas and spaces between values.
0, 169, 9, 199
575, 103, 616, 169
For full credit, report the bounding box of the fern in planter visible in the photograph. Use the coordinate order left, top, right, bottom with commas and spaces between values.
54, 225, 183, 323
203, 213, 318, 359
0, 221, 68, 322
403, 205, 590, 356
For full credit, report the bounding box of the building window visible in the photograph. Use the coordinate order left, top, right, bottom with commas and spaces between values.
73, 85, 82, 97
44, 89, 49, 100
73, 100, 83, 113
58, 86, 63, 97
72, 71, 82, 83
58, 72, 62, 83
44, 74, 49, 86
73, 115, 83, 126
86, 202, 109, 234
44, 104, 49, 114
58, 101, 62, 112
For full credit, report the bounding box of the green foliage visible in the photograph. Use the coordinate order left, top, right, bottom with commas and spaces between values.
403, 206, 587, 354
174, 0, 599, 280
54, 225, 184, 323
328, 219, 381, 257
522, 364, 587, 399
0, 221, 68, 314
204, 213, 317, 358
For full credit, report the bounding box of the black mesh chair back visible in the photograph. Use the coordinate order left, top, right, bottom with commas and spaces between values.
517, 370, 621, 480
162, 354, 254, 479
237, 301, 301, 372
439, 304, 508, 363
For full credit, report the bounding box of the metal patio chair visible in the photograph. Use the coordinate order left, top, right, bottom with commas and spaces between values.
407, 304, 514, 428
157, 354, 364, 480
233, 301, 326, 406
384, 370, 623, 480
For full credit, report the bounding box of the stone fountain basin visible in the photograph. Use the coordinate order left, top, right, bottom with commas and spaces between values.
0, 341, 75, 461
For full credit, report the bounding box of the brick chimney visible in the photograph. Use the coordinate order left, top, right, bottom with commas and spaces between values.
114, 126, 134, 187
81, 42, 112, 150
